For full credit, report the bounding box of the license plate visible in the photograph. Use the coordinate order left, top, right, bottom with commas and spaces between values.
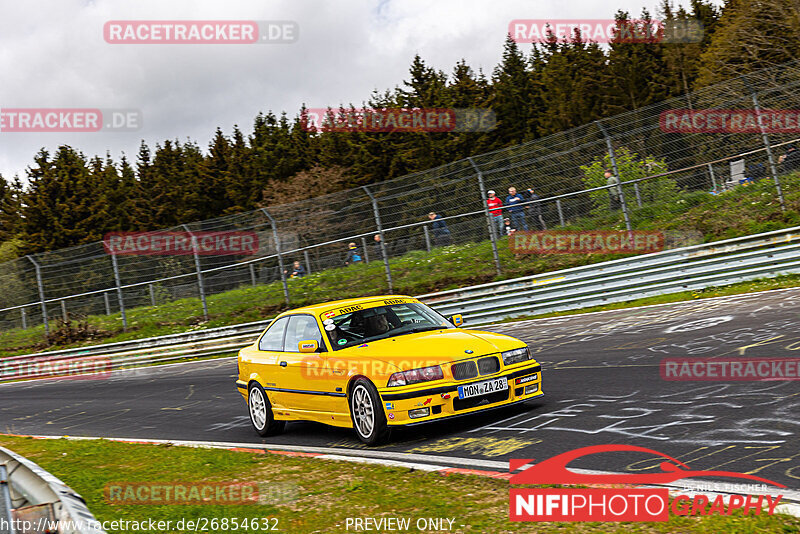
457, 377, 508, 399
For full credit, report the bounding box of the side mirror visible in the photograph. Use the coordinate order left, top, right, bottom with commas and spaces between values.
449, 314, 464, 327
298, 340, 319, 353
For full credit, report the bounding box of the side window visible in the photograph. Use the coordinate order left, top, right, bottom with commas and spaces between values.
284, 315, 324, 353
258, 316, 290, 351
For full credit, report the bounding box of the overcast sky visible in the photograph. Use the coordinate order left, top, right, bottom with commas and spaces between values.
0, 0, 720, 181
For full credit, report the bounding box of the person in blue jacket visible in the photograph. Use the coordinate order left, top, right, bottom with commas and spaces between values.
505, 186, 528, 231
344, 242, 362, 266
427, 212, 451, 247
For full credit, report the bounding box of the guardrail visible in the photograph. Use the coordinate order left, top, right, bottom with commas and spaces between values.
3, 225, 800, 381
0, 446, 104, 533
0, 321, 269, 383
420, 225, 800, 324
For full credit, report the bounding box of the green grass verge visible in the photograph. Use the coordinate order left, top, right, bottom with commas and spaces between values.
3, 172, 800, 357
0, 436, 796, 533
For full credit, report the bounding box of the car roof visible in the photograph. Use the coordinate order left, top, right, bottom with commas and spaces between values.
277, 295, 417, 317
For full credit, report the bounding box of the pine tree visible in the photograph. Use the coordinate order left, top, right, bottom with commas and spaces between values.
659, 0, 720, 99
536, 29, 608, 135
20, 146, 108, 252
695, 0, 798, 88
0, 174, 22, 242
605, 9, 671, 114
444, 60, 494, 157
223, 125, 259, 213
490, 35, 538, 148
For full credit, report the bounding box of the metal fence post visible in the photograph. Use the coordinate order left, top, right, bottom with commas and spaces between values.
110, 253, 128, 330
746, 81, 786, 211
149, 284, 156, 306
423, 226, 432, 252
26, 255, 49, 335
249, 264, 257, 287
361, 236, 370, 263
181, 224, 209, 320
20, 307, 27, 330
260, 209, 291, 307
303, 250, 312, 274
595, 121, 633, 232
61, 300, 67, 322
556, 199, 565, 227
633, 183, 643, 208
707, 163, 718, 192
362, 186, 394, 293
467, 157, 502, 276
103, 291, 111, 315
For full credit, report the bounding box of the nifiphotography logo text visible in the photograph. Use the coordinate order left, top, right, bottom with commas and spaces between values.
509, 445, 785, 522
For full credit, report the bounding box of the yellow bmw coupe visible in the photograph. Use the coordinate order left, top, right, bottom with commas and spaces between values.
236, 295, 543, 444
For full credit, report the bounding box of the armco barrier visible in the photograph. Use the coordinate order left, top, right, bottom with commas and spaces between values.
0, 446, 104, 533
3, 226, 800, 381
421, 225, 800, 323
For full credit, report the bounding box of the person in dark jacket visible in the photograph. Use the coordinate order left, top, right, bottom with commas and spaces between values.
372, 234, 386, 260
427, 212, 451, 247
285, 260, 306, 278
505, 187, 528, 231
503, 217, 516, 236
780, 145, 800, 173
525, 187, 546, 230
344, 242, 362, 266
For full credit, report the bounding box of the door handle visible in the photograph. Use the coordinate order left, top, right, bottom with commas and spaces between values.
279, 361, 287, 367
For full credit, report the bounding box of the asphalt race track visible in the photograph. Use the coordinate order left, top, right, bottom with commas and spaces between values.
2, 288, 800, 488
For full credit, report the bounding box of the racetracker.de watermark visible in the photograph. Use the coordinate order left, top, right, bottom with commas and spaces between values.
103, 481, 297, 505
300, 358, 449, 380
0, 356, 111, 382
660, 109, 800, 133
509, 231, 664, 255
661, 357, 800, 381
103, 231, 259, 256
0, 109, 141, 132
104, 20, 298, 44
301, 108, 496, 133
509, 19, 703, 44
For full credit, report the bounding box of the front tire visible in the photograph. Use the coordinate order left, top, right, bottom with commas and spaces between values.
349, 379, 389, 445
248, 383, 286, 437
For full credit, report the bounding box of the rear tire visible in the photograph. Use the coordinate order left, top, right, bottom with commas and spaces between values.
349, 379, 389, 445
248, 383, 286, 437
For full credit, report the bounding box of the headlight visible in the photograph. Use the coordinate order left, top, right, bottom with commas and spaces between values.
387, 365, 444, 387
502, 347, 532, 365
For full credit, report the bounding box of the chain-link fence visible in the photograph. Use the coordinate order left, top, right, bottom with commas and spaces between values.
3, 59, 800, 336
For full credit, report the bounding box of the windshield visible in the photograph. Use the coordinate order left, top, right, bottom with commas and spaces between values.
322, 302, 453, 350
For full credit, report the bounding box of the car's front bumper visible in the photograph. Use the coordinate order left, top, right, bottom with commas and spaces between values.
377, 363, 543, 426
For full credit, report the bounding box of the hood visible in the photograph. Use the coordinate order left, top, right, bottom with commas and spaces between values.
338, 328, 525, 371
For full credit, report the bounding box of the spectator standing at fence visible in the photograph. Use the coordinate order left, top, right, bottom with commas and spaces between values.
525, 187, 546, 230
605, 169, 621, 211
427, 212, 451, 246
372, 234, 385, 260
505, 187, 528, 231
503, 217, 516, 236
486, 190, 504, 236
285, 260, 306, 278
747, 162, 766, 182
781, 145, 800, 173
344, 242, 362, 266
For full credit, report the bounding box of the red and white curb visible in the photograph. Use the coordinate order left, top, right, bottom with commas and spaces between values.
7, 433, 800, 518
